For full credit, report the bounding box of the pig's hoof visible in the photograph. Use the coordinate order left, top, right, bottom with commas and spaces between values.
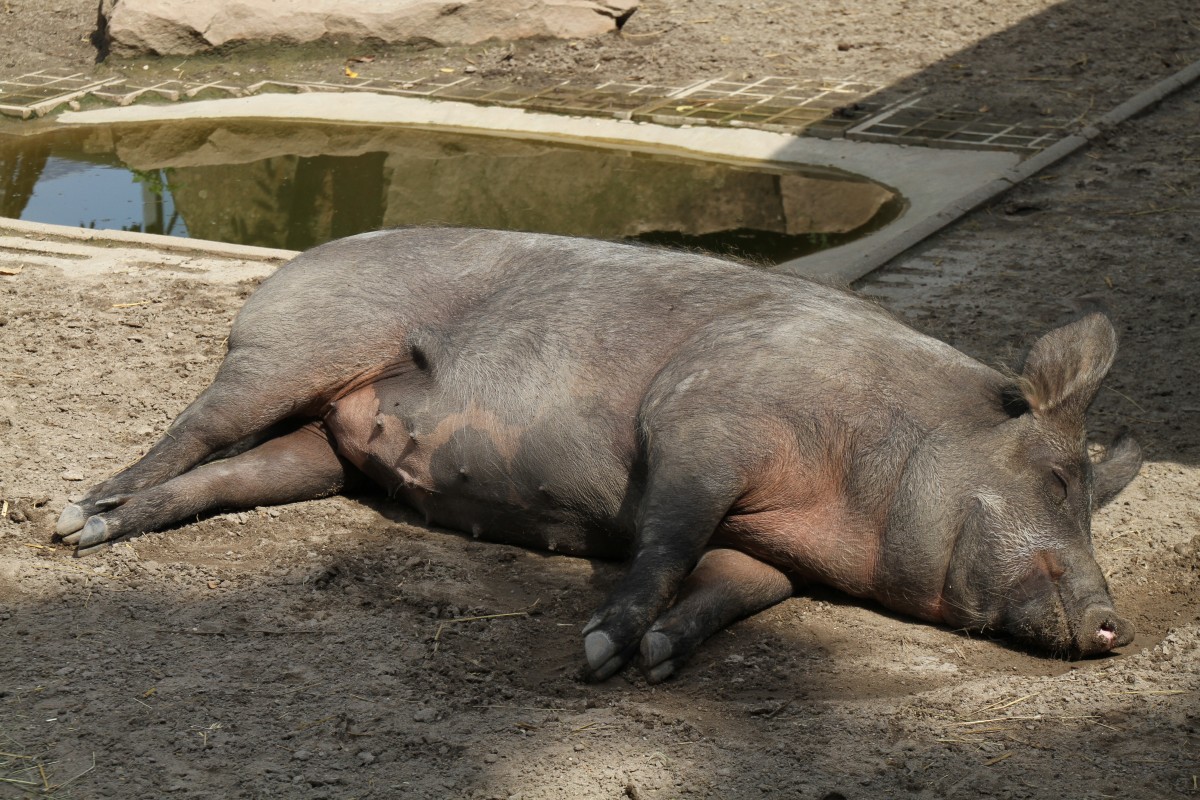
645, 661, 677, 684
640, 630, 673, 665
584, 630, 616, 668
55, 504, 87, 537
640, 631, 678, 683
75, 516, 114, 551
584, 631, 625, 681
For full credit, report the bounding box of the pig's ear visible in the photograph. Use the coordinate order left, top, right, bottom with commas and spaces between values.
1092, 431, 1142, 507
1019, 314, 1117, 420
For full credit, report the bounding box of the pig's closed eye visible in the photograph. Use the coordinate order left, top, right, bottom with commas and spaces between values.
1050, 467, 1069, 502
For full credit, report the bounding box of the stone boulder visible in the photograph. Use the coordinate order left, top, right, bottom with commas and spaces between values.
100, 0, 638, 57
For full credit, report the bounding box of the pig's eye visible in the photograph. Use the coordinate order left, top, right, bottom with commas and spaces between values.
1050, 467, 1069, 502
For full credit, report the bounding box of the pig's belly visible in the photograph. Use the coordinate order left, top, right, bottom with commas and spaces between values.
323, 376, 634, 558
385, 487, 625, 557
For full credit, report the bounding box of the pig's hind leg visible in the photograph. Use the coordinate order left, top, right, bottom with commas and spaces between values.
60, 423, 354, 555
638, 548, 795, 682
56, 347, 332, 538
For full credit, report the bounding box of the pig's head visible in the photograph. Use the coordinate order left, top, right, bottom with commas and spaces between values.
887, 314, 1142, 658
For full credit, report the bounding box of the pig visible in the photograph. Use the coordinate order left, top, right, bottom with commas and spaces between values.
55, 227, 1142, 681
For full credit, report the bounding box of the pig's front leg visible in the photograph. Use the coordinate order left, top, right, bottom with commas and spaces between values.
639, 548, 795, 682
581, 449, 743, 681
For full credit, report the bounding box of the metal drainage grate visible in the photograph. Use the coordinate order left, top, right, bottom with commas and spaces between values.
846, 95, 1066, 152
0, 68, 885, 137
89, 79, 246, 106
0, 70, 123, 119
0, 68, 1071, 154
628, 77, 887, 137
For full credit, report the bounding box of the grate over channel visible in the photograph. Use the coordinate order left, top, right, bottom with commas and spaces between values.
0, 68, 1075, 154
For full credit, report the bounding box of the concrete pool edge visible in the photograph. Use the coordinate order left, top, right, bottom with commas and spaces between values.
0, 216, 290, 284
47, 92, 1019, 283
0, 216, 297, 262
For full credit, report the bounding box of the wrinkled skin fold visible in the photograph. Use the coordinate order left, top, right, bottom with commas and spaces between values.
55, 228, 1142, 680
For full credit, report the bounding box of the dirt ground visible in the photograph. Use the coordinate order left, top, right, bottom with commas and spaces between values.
2, 0, 1199, 798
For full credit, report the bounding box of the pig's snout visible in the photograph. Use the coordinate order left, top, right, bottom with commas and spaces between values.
999, 556, 1135, 659
1074, 605, 1134, 657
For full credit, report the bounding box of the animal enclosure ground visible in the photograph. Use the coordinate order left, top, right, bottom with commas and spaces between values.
2, 0, 1199, 797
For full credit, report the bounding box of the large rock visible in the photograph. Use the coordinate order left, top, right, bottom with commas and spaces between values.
101, 0, 638, 56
